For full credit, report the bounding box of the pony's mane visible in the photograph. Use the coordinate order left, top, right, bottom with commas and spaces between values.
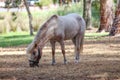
26, 14, 58, 54
40, 14, 58, 30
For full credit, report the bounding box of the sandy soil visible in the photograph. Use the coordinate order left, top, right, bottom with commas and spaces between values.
0, 32, 120, 80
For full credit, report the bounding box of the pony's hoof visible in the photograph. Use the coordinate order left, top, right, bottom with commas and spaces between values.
64, 61, 67, 65
75, 60, 79, 63
51, 62, 56, 66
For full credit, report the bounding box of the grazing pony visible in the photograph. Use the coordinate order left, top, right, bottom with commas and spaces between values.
26, 13, 86, 67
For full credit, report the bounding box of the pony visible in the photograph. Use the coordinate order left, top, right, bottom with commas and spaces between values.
26, 13, 86, 67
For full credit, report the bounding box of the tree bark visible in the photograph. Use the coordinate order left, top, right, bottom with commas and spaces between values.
23, 0, 33, 35
59, 0, 63, 5
83, 0, 92, 29
97, 0, 113, 32
109, 0, 120, 36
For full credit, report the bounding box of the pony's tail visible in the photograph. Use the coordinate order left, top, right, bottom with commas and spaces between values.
80, 34, 85, 53
76, 15, 86, 53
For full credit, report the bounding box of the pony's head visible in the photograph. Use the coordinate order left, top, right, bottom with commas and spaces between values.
26, 43, 42, 67
26, 14, 58, 67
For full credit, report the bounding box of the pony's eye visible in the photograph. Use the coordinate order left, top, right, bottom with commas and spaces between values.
33, 52, 36, 55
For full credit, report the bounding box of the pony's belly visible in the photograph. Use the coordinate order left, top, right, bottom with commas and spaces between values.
64, 25, 79, 40
50, 32, 76, 41
64, 32, 77, 40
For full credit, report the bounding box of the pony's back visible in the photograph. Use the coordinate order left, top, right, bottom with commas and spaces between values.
65, 13, 86, 32
55, 13, 86, 40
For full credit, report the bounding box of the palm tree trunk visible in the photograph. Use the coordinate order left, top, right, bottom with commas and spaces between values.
97, 0, 113, 32
109, 0, 120, 36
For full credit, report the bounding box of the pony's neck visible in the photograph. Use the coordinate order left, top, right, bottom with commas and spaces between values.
38, 36, 50, 49
33, 30, 51, 49
33, 15, 57, 49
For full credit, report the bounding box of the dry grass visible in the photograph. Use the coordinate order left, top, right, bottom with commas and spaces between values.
0, 12, 45, 33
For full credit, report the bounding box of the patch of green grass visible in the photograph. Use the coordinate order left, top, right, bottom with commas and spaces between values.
0, 32, 34, 47
0, 32, 109, 47
85, 32, 109, 40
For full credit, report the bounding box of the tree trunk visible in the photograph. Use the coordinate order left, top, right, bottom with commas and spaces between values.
6, 0, 11, 12
59, 0, 63, 5
109, 0, 120, 36
23, 0, 33, 35
83, 0, 92, 29
97, 0, 113, 32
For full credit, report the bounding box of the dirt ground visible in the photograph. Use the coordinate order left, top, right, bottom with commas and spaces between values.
0, 32, 120, 80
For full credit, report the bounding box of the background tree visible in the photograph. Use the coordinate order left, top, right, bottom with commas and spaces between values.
5, 0, 11, 11
97, 0, 113, 32
53, 0, 58, 5
83, 0, 92, 29
58, 0, 67, 5
5, 0, 21, 8
23, 0, 34, 35
73, 0, 80, 3
109, 0, 120, 36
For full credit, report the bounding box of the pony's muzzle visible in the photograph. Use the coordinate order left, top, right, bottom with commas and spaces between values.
29, 62, 34, 67
29, 60, 39, 67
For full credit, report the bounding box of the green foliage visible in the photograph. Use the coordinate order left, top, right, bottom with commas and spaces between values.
114, 0, 117, 3
52, 0, 58, 4
5, 0, 21, 8
35, 0, 53, 8
35, 2, 42, 8
92, 0, 100, 28
5, 0, 11, 8
92, 0, 100, 11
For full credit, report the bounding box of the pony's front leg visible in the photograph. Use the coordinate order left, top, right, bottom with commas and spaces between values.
59, 40, 67, 64
50, 40, 56, 65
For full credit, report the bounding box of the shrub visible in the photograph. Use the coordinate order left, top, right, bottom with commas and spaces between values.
35, 0, 53, 8
32, 18, 41, 31
40, 0, 52, 6
57, 3, 83, 16
0, 20, 5, 33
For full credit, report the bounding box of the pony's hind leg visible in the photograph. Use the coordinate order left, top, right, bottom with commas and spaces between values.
59, 40, 67, 64
50, 40, 56, 65
72, 35, 81, 63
